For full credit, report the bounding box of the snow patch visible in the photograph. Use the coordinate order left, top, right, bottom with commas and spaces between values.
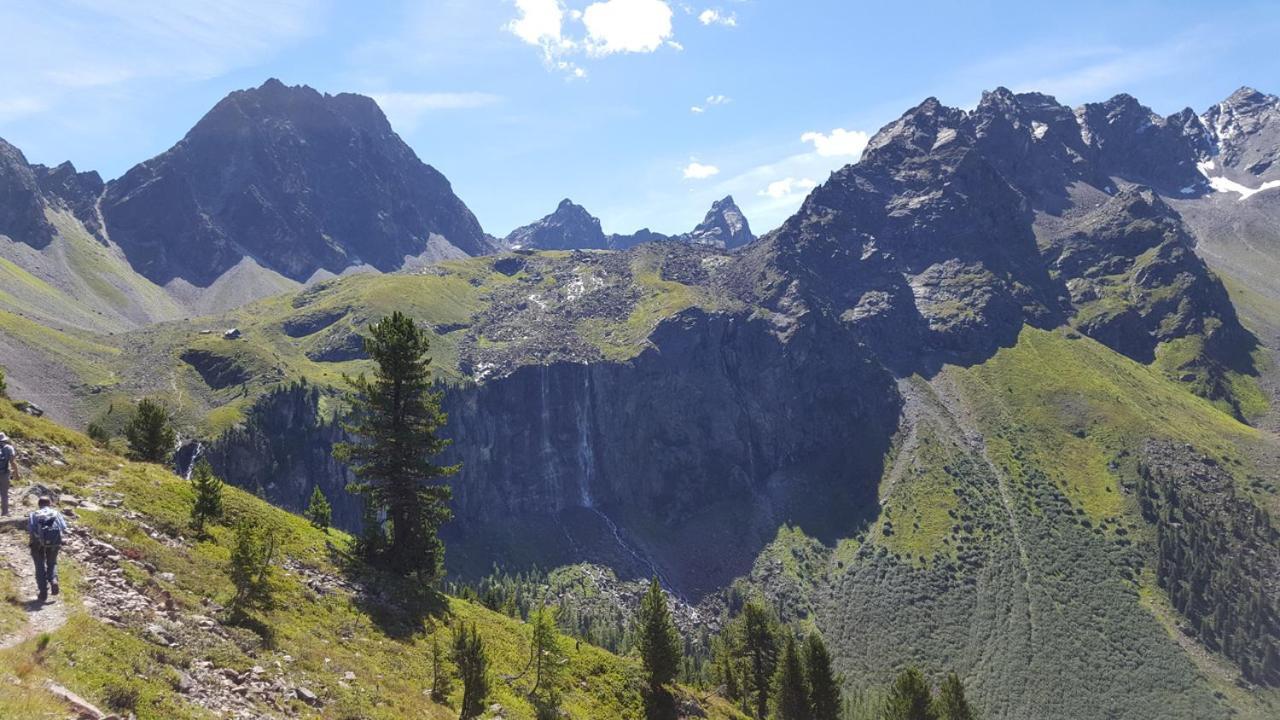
932, 127, 957, 149
1197, 160, 1280, 200
1031, 121, 1049, 140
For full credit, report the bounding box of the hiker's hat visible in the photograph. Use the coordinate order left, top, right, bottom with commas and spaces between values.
0, 432, 8, 442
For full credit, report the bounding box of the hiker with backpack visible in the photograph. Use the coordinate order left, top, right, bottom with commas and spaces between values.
0, 432, 18, 516
28, 496, 67, 603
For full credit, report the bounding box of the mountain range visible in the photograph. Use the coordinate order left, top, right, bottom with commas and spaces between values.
1, 80, 1279, 719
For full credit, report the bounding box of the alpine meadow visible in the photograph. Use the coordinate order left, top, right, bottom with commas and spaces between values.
1, 2, 1279, 719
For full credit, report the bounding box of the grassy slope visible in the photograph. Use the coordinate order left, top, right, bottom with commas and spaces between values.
91, 247, 730, 435
0, 403, 743, 720
741, 327, 1278, 719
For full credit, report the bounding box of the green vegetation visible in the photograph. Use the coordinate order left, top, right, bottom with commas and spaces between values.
335, 311, 458, 580
634, 578, 682, 694
804, 633, 841, 720
453, 621, 491, 719
124, 398, 176, 463
304, 486, 332, 531
0, 400, 745, 720
227, 519, 278, 620
770, 635, 807, 720
883, 667, 936, 720
188, 459, 224, 533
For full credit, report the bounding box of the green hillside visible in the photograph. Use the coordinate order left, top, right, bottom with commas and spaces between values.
0, 402, 744, 720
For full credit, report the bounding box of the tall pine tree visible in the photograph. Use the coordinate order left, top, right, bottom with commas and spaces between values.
305, 486, 332, 531
126, 398, 175, 463
737, 600, 781, 719
804, 632, 841, 720
932, 673, 974, 720
634, 578, 683, 694
884, 667, 936, 720
334, 312, 459, 579
770, 635, 808, 720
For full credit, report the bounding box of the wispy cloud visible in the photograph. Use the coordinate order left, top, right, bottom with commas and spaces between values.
370, 92, 502, 132
800, 128, 869, 158
683, 161, 720, 179
0, 0, 321, 121
690, 94, 731, 113
759, 177, 816, 199
698, 8, 736, 27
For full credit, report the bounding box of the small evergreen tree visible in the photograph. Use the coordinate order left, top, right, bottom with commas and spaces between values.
528, 605, 565, 717
0, 365, 7, 396
884, 667, 936, 720
305, 486, 332, 531
189, 459, 224, 533
453, 622, 490, 720
228, 520, 277, 617
86, 421, 110, 445
429, 634, 452, 702
932, 673, 974, 720
804, 632, 841, 720
334, 312, 458, 580
770, 635, 808, 720
125, 398, 176, 463
634, 578, 683, 693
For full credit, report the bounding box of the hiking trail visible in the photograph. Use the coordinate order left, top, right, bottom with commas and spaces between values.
0, 520, 70, 650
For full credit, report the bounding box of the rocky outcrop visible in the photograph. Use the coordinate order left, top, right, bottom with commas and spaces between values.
33, 161, 106, 242
0, 137, 55, 247
505, 198, 612, 250
101, 79, 494, 286
209, 308, 899, 600
686, 195, 754, 249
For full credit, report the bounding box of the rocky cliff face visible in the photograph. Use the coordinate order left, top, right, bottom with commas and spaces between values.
504, 198, 612, 250
210, 306, 899, 599
686, 195, 754, 249
101, 79, 494, 286
0, 138, 56, 248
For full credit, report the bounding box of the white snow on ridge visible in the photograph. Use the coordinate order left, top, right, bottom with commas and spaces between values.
1031, 121, 1049, 140
1196, 160, 1280, 201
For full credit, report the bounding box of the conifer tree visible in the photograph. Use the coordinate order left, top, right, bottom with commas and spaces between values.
804, 632, 841, 720
189, 459, 224, 533
305, 486, 332, 531
125, 398, 175, 463
932, 673, 974, 720
334, 312, 459, 579
736, 600, 781, 719
528, 605, 565, 715
634, 578, 683, 693
228, 520, 277, 618
884, 667, 936, 720
770, 635, 808, 720
429, 634, 452, 702
453, 622, 490, 720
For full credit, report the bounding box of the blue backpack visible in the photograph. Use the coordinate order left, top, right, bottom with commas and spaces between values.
33, 512, 62, 548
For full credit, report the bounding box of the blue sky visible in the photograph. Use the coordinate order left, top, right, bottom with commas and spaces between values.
2, 1, 1279, 237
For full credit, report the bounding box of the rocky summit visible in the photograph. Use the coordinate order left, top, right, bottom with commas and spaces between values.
2, 76, 1280, 720
100, 79, 494, 286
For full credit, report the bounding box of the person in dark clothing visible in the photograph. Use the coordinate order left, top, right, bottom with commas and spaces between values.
0, 432, 18, 516
28, 496, 67, 603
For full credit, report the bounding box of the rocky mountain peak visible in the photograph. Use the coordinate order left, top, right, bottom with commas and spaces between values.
1202, 86, 1280, 179
100, 80, 491, 286
687, 195, 755, 249
0, 137, 54, 248
504, 198, 608, 250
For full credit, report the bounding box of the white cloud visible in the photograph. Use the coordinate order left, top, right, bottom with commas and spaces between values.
690, 94, 731, 113
800, 128, 870, 158
759, 177, 817, 199
506, 0, 565, 46
583, 0, 674, 56
506, 0, 675, 73
698, 9, 736, 26
369, 92, 502, 131
683, 161, 720, 179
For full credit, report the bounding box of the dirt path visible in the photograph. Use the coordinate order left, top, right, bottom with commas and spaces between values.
0, 523, 70, 650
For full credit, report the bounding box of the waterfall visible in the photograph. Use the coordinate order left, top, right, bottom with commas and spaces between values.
575, 371, 596, 508
540, 367, 560, 503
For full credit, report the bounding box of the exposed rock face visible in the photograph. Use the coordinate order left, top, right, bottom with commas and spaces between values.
686, 195, 754, 249
33, 161, 106, 241
101, 79, 493, 285
504, 198, 611, 250
211, 307, 899, 599
0, 138, 55, 247
1202, 87, 1280, 182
